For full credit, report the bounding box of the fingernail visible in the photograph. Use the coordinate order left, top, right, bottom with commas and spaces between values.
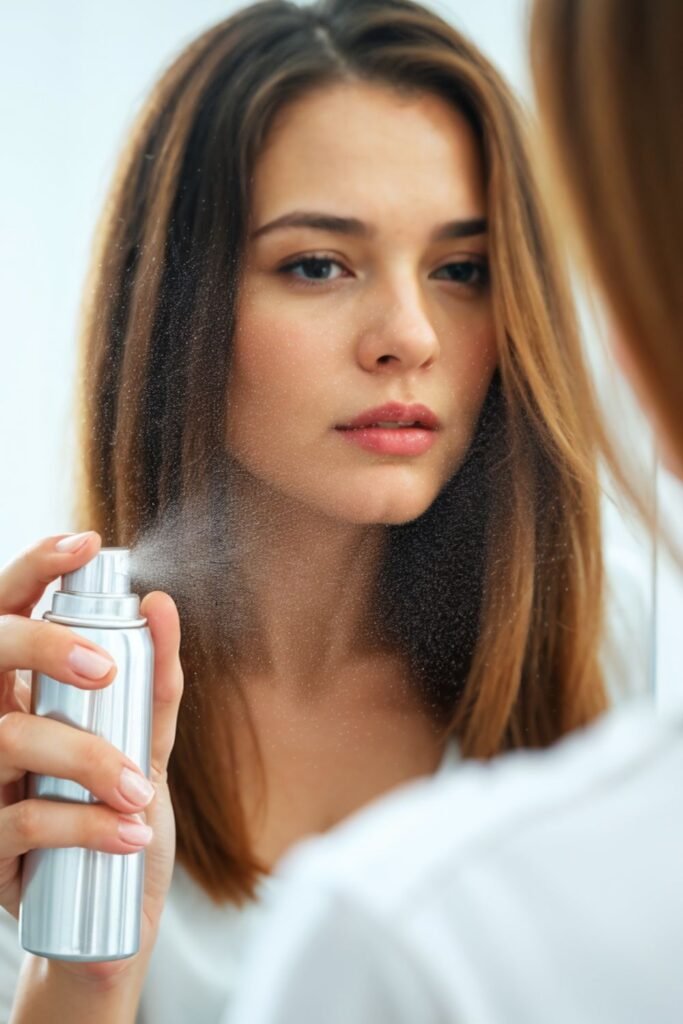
56, 531, 93, 553
118, 819, 153, 846
68, 644, 115, 680
119, 767, 155, 806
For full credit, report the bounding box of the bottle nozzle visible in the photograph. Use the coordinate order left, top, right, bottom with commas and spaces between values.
62, 549, 131, 597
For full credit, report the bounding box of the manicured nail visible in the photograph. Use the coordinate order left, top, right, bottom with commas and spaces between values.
56, 532, 93, 553
68, 645, 115, 680
118, 819, 153, 847
119, 767, 155, 806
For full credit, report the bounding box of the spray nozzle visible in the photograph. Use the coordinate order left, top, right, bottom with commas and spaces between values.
62, 548, 132, 597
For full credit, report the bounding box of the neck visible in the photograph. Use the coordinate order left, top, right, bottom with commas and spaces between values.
226, 467, 388, 684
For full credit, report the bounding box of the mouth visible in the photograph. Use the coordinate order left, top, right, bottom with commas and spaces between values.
335, 403, 440, 456
337, 402, 440, 431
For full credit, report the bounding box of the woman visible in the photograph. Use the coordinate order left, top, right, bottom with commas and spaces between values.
218, 2, 683, 1022
0, 0, 609, 1019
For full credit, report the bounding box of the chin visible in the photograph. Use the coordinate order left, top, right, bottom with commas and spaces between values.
327, 473, 441, 525
229, 457, 445, 526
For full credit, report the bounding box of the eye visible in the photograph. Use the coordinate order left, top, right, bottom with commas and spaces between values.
432, 259, 489, 288
279, 256, 349, 283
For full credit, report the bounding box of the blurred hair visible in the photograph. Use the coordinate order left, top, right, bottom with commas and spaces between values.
77, 0, 608, 901
531, 0, 683, 468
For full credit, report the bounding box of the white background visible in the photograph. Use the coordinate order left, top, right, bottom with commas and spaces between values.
0, 0, 680, 702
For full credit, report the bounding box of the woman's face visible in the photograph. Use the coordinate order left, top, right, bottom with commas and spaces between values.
227, 82, 497, 524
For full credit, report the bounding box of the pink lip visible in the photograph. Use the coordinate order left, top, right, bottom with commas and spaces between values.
335, 402, 440, 456
340, 403, 440, 430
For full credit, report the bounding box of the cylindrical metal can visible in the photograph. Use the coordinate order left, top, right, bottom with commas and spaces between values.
19, 548, 154, 961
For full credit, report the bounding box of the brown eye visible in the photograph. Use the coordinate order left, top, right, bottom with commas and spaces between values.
280, 257, 346, 281
432, 260, 489, 287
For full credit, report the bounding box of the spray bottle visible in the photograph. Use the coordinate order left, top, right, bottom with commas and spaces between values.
19, 548, 154, 961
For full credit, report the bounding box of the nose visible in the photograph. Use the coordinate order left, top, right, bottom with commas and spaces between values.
355, 279, 441, 374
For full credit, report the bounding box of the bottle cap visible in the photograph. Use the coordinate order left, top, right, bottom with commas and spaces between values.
63, 548, 131, 596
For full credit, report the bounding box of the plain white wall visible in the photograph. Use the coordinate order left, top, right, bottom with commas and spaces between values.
0, 0, 679, 700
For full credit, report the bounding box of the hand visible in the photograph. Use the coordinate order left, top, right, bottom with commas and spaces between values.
0, 532, 183, 990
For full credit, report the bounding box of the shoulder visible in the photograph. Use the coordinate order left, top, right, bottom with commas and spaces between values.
231, 704, 683, 1023
278, 702, 683, 919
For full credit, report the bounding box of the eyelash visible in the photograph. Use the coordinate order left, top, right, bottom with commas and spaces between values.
278, 255, 350, 285
277, 254, 490, 290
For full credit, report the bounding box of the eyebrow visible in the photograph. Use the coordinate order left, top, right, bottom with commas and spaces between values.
250, 211, 487, 242
433, 217, 487, 241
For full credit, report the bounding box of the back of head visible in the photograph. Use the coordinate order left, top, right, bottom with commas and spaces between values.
531, 0, 683, 469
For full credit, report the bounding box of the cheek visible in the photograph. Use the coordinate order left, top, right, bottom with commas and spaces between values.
226, 302, 330, 452
443, 313, 498, 412
470, 318, 498, 379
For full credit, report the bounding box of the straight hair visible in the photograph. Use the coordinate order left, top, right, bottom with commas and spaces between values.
77, 0, 608, 901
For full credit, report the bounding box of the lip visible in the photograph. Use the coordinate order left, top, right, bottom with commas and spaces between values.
339, 403, 440, 431
335, 402, 440, 456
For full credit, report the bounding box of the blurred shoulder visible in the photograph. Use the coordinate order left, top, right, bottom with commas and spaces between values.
277, 700, 683, 917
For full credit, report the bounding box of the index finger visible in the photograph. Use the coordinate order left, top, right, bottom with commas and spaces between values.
0, 532, 101, 617
141, 591, 183, 780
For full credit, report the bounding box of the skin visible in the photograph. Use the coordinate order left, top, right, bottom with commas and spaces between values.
225, 82, 497, 866
228, 81, 497, 527
3, 82, 496, 1017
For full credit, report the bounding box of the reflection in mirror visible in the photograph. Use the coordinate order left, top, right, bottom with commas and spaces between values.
0, 1, 667, 1021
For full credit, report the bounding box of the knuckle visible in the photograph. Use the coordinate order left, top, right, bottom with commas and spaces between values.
80, 730, 109, 769
30, 619, 59, 662
149, 761, 167, 787
0, 710, 26, 755
0, 613, 20, 649
78, 806, 100, 846
85, 804, 116, 848
13, 799, 40, 844
79, 729, 113, 774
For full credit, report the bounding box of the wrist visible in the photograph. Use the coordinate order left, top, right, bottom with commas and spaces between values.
11, 953, 146, 1024
48, 953, 145, 994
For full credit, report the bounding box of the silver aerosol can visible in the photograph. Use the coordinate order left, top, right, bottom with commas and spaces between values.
19, 548, 154, 961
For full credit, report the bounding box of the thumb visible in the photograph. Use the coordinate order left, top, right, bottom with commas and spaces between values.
141, 591, 183, 778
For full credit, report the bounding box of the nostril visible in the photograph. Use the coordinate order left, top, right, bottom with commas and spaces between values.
377, 354, 395, 365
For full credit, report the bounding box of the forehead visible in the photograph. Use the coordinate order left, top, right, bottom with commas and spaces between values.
250, 81, 486, 224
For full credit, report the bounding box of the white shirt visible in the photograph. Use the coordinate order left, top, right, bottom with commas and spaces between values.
0, 748, 460, 1023
227, 700, 683, 1024
0, 865, 276, 1024
0, 550, 647, 1023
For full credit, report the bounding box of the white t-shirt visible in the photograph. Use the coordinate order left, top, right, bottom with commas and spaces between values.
0, 747, 460, 1023
227, 700, 683, 1024
0, 864, 274, 1024
0, 548, 646, 1023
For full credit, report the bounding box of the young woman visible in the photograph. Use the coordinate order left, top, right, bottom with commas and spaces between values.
220, 2, 683, 1022
0, 0, 610, 1019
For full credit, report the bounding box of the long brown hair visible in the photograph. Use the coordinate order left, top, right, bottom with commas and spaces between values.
530, 0, 683, 466
76, 0, 608, 902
